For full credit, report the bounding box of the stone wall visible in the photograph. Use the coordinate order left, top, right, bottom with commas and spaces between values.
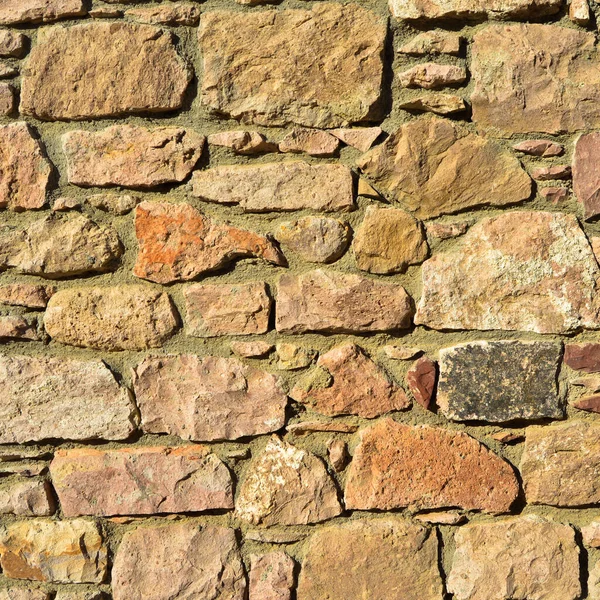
1, 0, 600, 598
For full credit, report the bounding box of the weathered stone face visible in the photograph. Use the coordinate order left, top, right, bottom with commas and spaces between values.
344, 418, 519, 513
406, 356, 437, 410
0, 0, 85, 25
447, 516, 581, 600
249, 552, 295, 600
112, 523, 246, 600
398, 31, 462, 55
290, 343, 410, 418
279, 128, 340, 157
0, 215, 121, 278
0, 284, 54, 308
275, 216, 350, 264
0, 519, 107, 583
0, 122, 52, 211
0, 356, 135, 443
564, 343, 600, 372
21, 22, 190, 120
192, 162, 354, 213
390, 0, 561, 20
297, 519, 443, 600
125, 2, 200, 25
63, 126, 204, 188
184, 281, 272, 337
199, 4, 387, 127
353, 206, 428, 274
573, 132, 600, 220
276, 269, 413, 333
437, 341, 563, 422
44, 285, 179, 351
50, 446, 233, 517
520, 421, 600, 506
471, 24, 600, 134
357, 118, 531, 219
133, 201, 285, 284
235, 436, 342, 526
0, 480, 54, 517
0, 589, 50, 600
415, 211, 600, 333
133, 355, 287, 441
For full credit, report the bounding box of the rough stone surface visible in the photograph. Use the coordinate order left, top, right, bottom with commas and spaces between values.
200, 5, 387, 127
0, 215, 121, 278
353, 206, 428, 274
126, 3, 200, 25
276, 343, 316, 371
133, 201, 285, 284
87, 194, 139, 215
235, 436, 342, 526
447, 516, 581, 600
398, 63, 467, 89
0, 480, 54, 517
415, 211, 600, 333
521, 421, 600, 506
0, 519, 107, 583
0, 356, 135, 443
0, 64, 18, 78
0, 82, 15, 115
540, 186, 570, 203
572, 395, 600, 413
357, 118, 531, 219
582, 522, 600, 548
0, 317, 39, 342
0, 590, 50, 600
437, 341, 563, 422
297, 519, 443, 600
63, 126, 204, 188
279, 129, 339, 157
207, 131, 276, 155
21, 22, 190, 120
531, 165, 571, 181
184, 281, 271, 337
133, 354, 287, 441
426, 220, 469, 239
327, 439, 348, 472
275, 216, 350, 264
0, 122, 52, 211
406, 356, 437, 410
50, 446, 233, 517
112, 523, 246, 600
0, 31, 26, 58
383, 345, 423, 360
345, 418, 519, 513
44, 285, 178, 351
329, 127, 382, 152
570, 0, 590, 24
513, 139, 563, 157
192, 162, 354, 213
574, 132, 600, 220
231, 341, 274, 358
471, 24, 600, 134
276, 269, 413, 333
0, 284, 54, 308
398, 31, 462, 55
249, 552, 295, 600
398, 93, 466, 115
290, 343, 409, 418
0, 0, 85, 25
390, 0, 561, 19
564, 343, 600, 373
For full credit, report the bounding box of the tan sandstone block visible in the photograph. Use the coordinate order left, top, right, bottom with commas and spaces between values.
0, 0, 85, 25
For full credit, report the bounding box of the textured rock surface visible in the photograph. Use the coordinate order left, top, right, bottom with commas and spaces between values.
0, 122, 52, 211
44, 285, 178, 351
0, 0, 85, 25
297, 519, 443, 600
416, 211, 600, 333
21, 22, 190, 120
235, 436, 342, 526
200, 4, 386, 127
574, 132, 600, 220
398, 31, 462, 55
329, 127, 382, 152
514, 139, 563, 157
447, 516, 581, 600
0, 356, 135, 443
184, 281, 271, 337
208, 130, 276, 155
0, 480, 54, 517
249, 552, 295, 600
0, 316, 39, 341
406, 356, 437, 410
0, 215, 121, 278
0, 519, 107, 583
353, 206, 428, 274
276, 343, 316, 370
0, 283, 51, 309
133, 201, 285, 283
290, 343, 410, 418
276, 269, 413, 333
0, 31, 26, 57
63, 126, 204, 188
112, 523, 246, 600
471, 24, 600, 134
0, 590, 50, 600
390, 0, 561, 20
192, 162, 354, 212
133, 354, 287, 441
276, 216, 350, 263
564, 343, 600, 372
398, 93, 466, 115
357, 118, 531, 219
125, 3, 200, 25
437, 341, 563, 422
398, 63, 467, 89
521, 421, 600, 506
345, 418, 519, 513
279, 128, 339, 157
50, 446, 233, 516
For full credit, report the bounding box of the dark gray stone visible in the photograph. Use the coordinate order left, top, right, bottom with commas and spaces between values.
437, 341, 563, 423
